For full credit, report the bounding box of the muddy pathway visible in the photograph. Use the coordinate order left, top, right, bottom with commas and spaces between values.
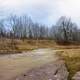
0, 49, 68, 80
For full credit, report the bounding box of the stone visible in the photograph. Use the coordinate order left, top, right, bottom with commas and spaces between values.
72, 72, 80, 80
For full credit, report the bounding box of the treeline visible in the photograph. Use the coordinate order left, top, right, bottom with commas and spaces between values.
0, 15, 50, 39
0, 15, 80, 43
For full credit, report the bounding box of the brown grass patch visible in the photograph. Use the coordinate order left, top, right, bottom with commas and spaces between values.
56, 49, 80, 80
0, 38, 80, 54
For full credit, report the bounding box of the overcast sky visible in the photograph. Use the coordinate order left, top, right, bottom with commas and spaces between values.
0, 0, 80, 26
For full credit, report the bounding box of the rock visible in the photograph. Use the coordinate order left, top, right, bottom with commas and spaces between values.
15, 60, 69, 80
72, 72, 80, 80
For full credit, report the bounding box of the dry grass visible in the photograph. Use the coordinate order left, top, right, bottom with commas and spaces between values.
0, 39, 57, 54
56, 49, 80, 80
0, 38, 80, 54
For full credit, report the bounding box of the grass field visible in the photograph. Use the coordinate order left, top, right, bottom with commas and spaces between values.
0, 39, 56, 54
0, 38, 80, 53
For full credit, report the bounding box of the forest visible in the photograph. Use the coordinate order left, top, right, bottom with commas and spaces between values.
0, 15, 80, 44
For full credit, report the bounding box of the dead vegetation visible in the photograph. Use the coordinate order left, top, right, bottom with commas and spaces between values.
56, 49, 80, 80
1, 38, 80, 54
0, 39, 57, 54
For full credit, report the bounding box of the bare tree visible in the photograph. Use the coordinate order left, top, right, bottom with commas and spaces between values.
0, 20, 6, 38
54, 16, 74, 43
0, 14, 80, 44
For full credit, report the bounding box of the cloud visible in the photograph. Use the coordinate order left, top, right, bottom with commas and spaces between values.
0, 0, 80, 26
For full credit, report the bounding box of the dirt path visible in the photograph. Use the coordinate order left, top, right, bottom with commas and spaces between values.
13, 60, 68, 80
0, 49, 68, 80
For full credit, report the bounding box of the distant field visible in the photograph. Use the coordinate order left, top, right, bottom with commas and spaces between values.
0, 38, 56, 54
0, 38, 80, 54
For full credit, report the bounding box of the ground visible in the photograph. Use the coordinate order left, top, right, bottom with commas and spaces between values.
0, 49, 61, 80
13, 60, 68, 80
0, 39, 80, 80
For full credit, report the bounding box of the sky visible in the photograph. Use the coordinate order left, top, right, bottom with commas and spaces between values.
0, 0, 80, 26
